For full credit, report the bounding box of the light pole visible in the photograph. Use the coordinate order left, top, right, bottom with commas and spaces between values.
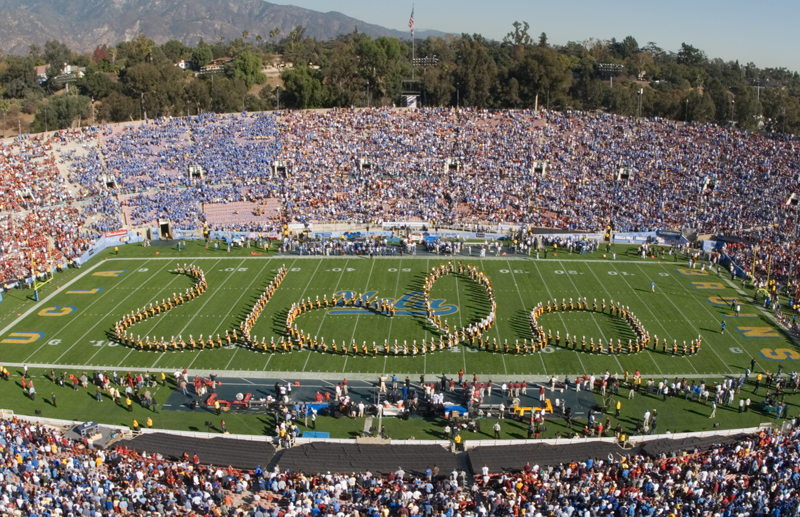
637, 89, 643, 118
44, 107, 47, 133
276, 86, 280, 111
730, 99, 735, 124
685, 98, 688, 123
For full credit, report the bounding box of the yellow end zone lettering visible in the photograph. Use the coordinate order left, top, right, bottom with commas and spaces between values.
66, 288, 103, 294
676, 268, 708, 276
92, 270, 127, 277
736, 327, 779, 338
38, 306, 77, 317
759, 348, 800, 361
707, 296, 736, 306
690, 282, 725, 290
2, 332, 45, 344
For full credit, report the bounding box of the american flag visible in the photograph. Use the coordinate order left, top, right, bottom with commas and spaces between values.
408, 6, 414, 37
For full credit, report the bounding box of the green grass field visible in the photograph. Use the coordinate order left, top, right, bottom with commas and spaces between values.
0, 240, 795, 379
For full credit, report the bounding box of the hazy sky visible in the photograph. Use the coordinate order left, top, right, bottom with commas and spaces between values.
268, 0, 800, 73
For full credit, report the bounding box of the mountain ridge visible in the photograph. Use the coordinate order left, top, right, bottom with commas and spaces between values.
0, 0, 449, 55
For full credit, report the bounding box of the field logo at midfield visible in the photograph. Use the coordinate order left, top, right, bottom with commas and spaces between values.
760, 348, 800, 361
93, 270, 127, 277
2, 332, 45, 344
38, 306, 77, 317
328, 290, 458, 316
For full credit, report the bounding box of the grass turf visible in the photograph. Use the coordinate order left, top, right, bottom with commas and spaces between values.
0, 240, 793, 378
0, 240, 797, 438
0, 367, 792, 440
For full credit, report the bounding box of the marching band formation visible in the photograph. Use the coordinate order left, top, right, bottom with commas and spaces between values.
113, 264, 211, 352
529, 298, 701, 356
111, 262, 699, 358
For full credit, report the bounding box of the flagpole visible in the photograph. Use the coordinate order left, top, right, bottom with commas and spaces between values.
410, 4, 415, 81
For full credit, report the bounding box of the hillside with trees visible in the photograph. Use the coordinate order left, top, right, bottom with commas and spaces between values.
2, 22, 799, 135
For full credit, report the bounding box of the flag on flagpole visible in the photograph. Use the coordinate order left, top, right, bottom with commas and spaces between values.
408, 6, 415, 37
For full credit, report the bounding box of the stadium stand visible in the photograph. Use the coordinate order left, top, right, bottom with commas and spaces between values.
2, 414, 799, 516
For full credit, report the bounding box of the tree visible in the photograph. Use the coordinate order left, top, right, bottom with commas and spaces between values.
1, 56, 42, 99
191, 45, 213, 69
44, 40, 72, 67
184, 78, 211, 115
31, 94, 90, 132
504, 21, 532, 47
97, 91, 139, 122
733, 84, 762, 129
229, 51, 265, 89
269, 28, 281, 39
454, 35, 497, 107
210, 77, 247, 113
538, 32, 548, 48
163, 40, 190, 63
78, 71, 118, 99
761, 87, 800, 134
677, 43, 706, 68
281, 65, 327, 109
92, 46, 110, 64
504, 46, 573, 108
242, 30, 250, 40
686, 89, 716, 123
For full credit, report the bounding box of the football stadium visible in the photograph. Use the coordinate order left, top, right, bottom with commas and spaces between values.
1, 107, 799, 515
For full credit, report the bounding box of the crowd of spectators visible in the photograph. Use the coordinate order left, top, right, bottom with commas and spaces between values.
3, 107, 800, 287
3, 410, 800, 517
1, 129, 98, 284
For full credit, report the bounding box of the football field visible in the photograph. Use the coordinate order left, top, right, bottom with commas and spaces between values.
0, 242, 793, 379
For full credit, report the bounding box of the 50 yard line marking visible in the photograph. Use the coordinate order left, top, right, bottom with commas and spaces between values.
263, 257, 315, 372
186, 258, 273, 372
114, 259, 225, 368
50, 261, 173, 365
301, 258, 350, 372
21, 259, 155, 363
480, 259, 506, 375
602, 263, 672, 376
343, 259, 376, 373
453, 261, 468, 376
507, 259, 548, 376
532, 262, 587, 376
382, 259, 404, 375
557, 260, 624, 373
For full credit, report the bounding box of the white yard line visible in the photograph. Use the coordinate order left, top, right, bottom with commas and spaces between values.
480, 259, 507, 375
193, 259, 274, 371
301, 259, 351, 372
22, 259, 156, 362
1, 259, 109, 337
557, 260, 624, 373
344, 259, 377, 373
531, 262, 587, 376
115, 259, 226, 367
54, 262, 178, 365
453, 263, 468, 375
382, 259, 404, 375
600, 263, 672, 375
649, 264, 737, 374
507, 259, 548, 376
